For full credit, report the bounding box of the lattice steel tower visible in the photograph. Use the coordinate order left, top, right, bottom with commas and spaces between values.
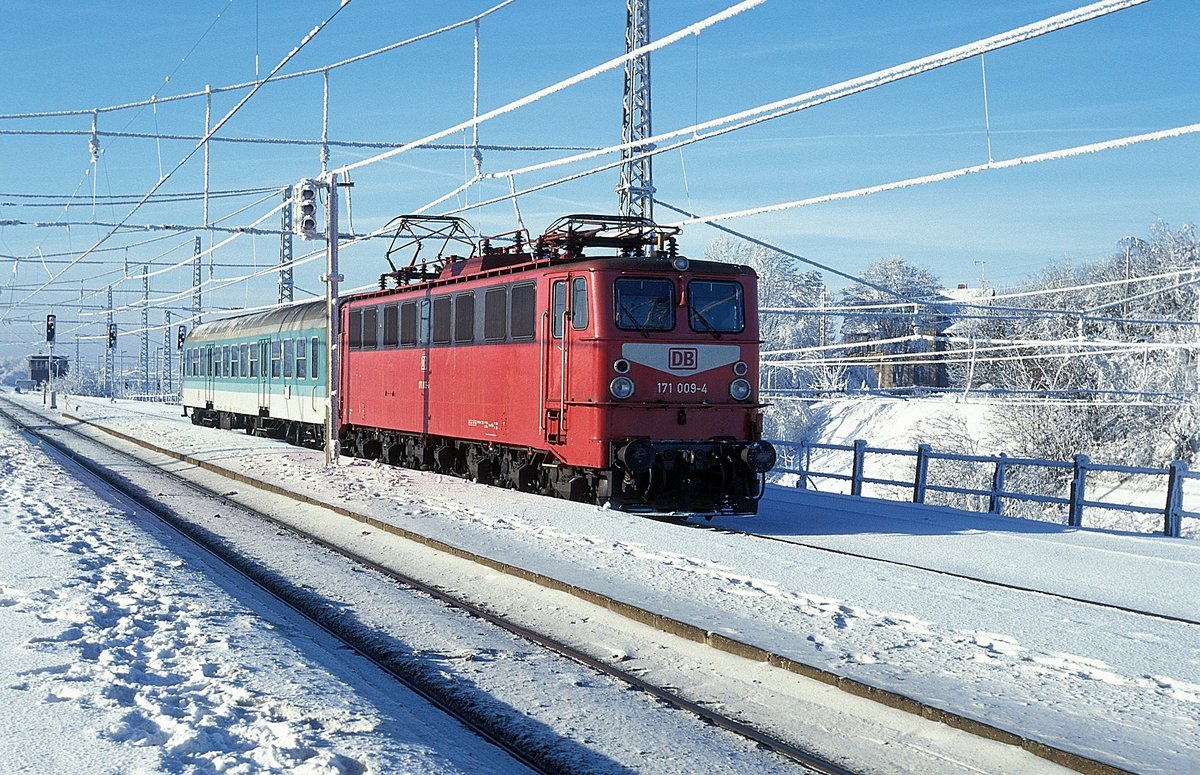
618, 0, 654, 222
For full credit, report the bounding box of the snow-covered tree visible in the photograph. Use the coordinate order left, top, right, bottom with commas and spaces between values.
839, 255, 942, 345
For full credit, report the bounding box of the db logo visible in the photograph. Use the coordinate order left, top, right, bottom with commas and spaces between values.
668, 347, 698, 370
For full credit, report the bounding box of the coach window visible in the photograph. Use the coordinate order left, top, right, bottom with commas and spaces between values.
399, 302, 417, 346
688, 280, 744, 334
249, 343, 258, 378
310, 336, 320, 379
572, 277, 589, 330
240, 343, 250, 377
432, 296, 451, 344
510, 282, 536, 340
283, 338, 294, 378
484, 287, 507, 341
295, 338, 307, 378
615, 277, 675, 332
232, 345, 241, 379
454, 293, 475, 343
383, 305, 400, 348
223, 345, 231, 377
271, 340, 282, 378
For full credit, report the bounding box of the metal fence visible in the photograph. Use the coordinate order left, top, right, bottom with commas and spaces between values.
772, 438, 1196, 538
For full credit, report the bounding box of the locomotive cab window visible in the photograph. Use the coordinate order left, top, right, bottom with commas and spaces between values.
572, 277, 588, 330
688, 280, 745, 334
615, 277, 674, 332
554, 278, 590, 338
551, 281, 567, 338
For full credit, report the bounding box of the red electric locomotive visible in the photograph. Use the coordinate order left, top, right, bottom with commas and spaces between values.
338, 214, 776, 514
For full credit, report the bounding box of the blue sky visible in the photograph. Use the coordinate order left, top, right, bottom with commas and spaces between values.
0, 0, 1197, 359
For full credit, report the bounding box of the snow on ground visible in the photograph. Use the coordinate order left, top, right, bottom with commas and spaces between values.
6, 391, 1200, 773
0, 406, 533, 774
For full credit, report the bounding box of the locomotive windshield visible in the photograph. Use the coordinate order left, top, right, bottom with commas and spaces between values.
615, 278, 675, 332
688, 280, 745, 334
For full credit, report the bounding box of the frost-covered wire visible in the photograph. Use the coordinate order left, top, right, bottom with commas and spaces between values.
335, 0, 767, 177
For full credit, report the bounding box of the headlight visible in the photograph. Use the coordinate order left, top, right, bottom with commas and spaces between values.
729, 378, 752, 401
610, 376, 635, 400
732, 360, 748, 376
671, 256, 690, 272
741, 441, 777, 473
613, 358, 631, 374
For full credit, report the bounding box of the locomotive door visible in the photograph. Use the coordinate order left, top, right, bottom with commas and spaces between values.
543, 275, 587, 445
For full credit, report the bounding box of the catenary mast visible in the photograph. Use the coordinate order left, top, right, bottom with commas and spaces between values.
618, 0, 653, 222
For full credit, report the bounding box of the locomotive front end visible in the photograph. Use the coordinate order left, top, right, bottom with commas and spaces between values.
595, 258, 776, 515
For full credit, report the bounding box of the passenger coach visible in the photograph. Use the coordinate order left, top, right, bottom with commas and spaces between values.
181, 300, 327, 446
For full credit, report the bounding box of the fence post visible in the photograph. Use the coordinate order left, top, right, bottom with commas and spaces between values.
851, 439, 866, 497
1165, 460, 1186, 538
913, 444, 930, 504
1068, 454, 1089, 527
796, 441, 809, 490
990, 453, 1008, 515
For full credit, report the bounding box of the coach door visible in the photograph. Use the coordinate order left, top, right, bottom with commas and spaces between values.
543, 275, 588, 445
203, 344, 215, 405
257, 338, 271, 413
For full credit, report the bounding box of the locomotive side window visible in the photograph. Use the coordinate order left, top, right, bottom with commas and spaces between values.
348, 308, 363, 350
484, 287, 507, 341
551, 280, 567, 338
362, 306, 379, 350
572, 277, 589, 330
283, 338, 294, 378
400, 302, 418, 346
511, 283, 536, 340
615, 278, 675, 332
383, 304, 400, 348
688, 280, 745, 334
454, 293, 475, 343
432, 296, 452, 344
310, 337, 320, 378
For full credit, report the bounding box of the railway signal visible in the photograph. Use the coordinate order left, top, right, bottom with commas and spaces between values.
294, 179, 320, 240
107, 322, 117, 348
45, 314, 56, 343
177, 324, 186, 349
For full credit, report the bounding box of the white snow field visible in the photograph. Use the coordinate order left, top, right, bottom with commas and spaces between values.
2, 391, 1198, 773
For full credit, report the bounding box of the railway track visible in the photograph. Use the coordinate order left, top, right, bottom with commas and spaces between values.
699, 496, 1200, 628
1, 397, 853, 775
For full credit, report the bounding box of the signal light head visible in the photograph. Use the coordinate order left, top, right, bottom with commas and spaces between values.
293, 179, 322, 240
